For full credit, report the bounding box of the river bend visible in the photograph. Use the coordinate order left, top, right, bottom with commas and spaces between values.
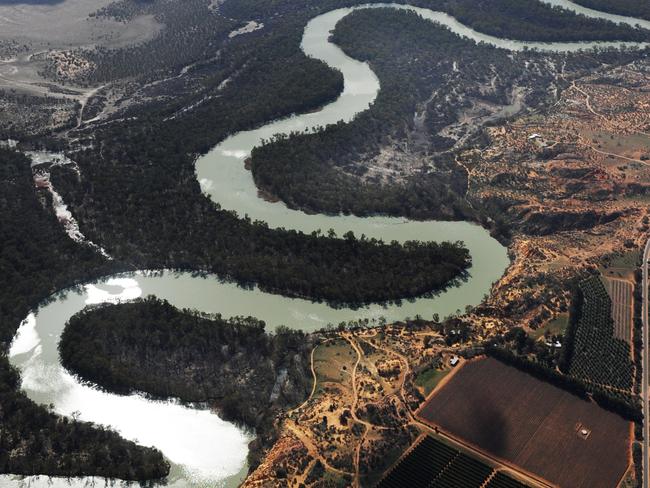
4, 1, 649, 486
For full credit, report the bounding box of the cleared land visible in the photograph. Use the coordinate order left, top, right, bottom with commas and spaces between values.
605, 278, 634, 344
0, 0, 160, 49
417, 357, 631, 488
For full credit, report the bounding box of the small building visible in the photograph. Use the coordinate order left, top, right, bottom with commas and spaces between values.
450, 356, 460, 367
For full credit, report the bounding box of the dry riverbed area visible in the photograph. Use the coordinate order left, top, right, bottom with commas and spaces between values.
0, 0, 161, 133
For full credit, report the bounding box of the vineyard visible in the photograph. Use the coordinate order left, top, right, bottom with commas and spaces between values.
431, 452, 493, 487
377, 435, 528, 488
568, 276, 634, 391
485, 472, 530, 488
604, 278, 633, 344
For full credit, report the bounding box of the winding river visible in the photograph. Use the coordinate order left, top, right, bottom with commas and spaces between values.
3, 1, 650, 487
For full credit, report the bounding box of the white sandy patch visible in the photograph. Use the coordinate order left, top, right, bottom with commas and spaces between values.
228, 21, 264, 38
84, 277, 142, 305
9, 313, 39, 357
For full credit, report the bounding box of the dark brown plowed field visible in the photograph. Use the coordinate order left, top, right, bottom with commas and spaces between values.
417, 358, 630, 488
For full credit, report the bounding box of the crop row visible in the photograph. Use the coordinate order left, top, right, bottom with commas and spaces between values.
486, 471, 530, 488
568, 277, 633, 390
378, 436, 529, 487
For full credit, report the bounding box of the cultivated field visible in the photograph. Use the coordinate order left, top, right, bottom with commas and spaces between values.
417, 357, 631, 488
604, 277, 634, 345
569, 276, 634, 390
378, 435, 526, 488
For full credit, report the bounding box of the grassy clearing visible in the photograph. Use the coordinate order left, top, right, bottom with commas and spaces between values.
585, 130, 650, 157
532, 313, 569, 339
323, 471, 351, 487
415, 367, 450, 396
605, 250, 640, 270
313, 339, 355, 394
600, 250, 640, 281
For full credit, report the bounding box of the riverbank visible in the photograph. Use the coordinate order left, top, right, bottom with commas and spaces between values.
4, 0, 650, 486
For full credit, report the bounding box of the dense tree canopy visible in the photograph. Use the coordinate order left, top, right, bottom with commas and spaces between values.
59, 297, 314, 467
222, 0, 650, 42
570, 0, 650, 21
53, 21, 472, 307
0, 149, 168, 479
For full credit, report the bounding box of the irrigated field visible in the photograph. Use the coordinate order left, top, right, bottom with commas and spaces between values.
569, 276, 634, 390
377, 435, 527, 488
604, 277, 634, 345
417, 358, 631, 488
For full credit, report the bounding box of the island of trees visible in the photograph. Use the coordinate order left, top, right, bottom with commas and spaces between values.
59, 297, 313, 468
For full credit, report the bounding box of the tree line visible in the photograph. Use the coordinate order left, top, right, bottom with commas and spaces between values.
570, 0, 650, 21
0, 149, 169, 479
249, 6, 647, 229
222, 0, 650, 43
53, 17, 472, 307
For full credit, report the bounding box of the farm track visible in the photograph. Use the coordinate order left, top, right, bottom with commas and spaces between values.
568, 79, 650, 165
352, 334, 550, 487
570, 80, 650, 139
287, 341, 324, 416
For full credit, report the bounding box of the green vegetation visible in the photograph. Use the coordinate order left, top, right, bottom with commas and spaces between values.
250, 7, 644, 228
60, 297, 311, 425
57, 130, 472, 305
489, 274, 639, 419
0, 360, 167, 479
487, 269, 642, 424
442, 0, 650, 41
571, 0, 650, 21
0, 90, 77, 139
249, 8, 497, 222
57, 136, 470, 308
531, 313, 569, 340
42, 7, 474, 309
3, 0, 649, 481
313, 339, 356, 394
0, 149, 168, 479
223, 0, 650, 42
0, 150, 113, 346
45, 0, 239, 84
415, 367, 449, 395
602, 249, 641, 271
567, 276, 633, 391
59, 297, 313, 467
